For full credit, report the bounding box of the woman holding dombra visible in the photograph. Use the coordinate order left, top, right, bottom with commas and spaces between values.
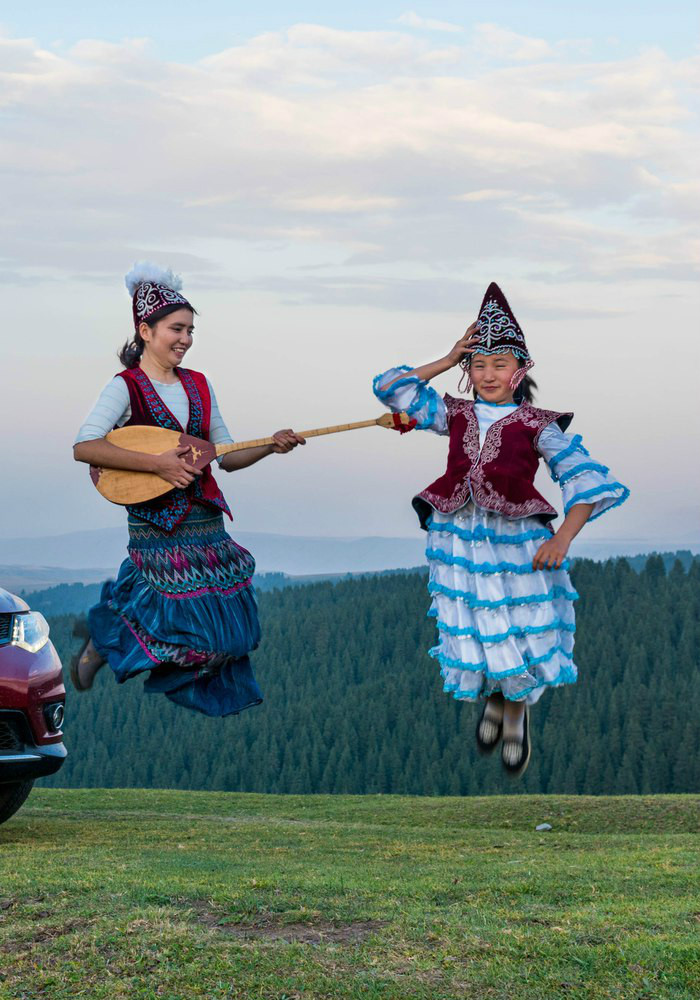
72, 263, 304, 716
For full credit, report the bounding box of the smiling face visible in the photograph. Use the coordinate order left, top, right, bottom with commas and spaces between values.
140, 307, 195, 370
469, 351, 520, 404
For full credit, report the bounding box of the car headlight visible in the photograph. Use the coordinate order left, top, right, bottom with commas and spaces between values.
12, 612, 50, 653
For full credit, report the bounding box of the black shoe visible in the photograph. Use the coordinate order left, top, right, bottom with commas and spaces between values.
475, 692, 504, 755
501, 705, 531, 778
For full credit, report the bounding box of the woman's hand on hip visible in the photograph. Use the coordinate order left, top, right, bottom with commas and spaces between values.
153, 446, 202, 488
532, 534, 570, 571
270, 429, 307, 454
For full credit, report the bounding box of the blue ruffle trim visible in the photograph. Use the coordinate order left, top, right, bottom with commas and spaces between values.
428, 581, 579, 609
426, 518, 551, 546
475, 399, 518, 409
372, 366, 413, 400
409, 384, 441, 430
372, 368, 443, 430
558, 461, 610, 486
433, 617, 576, 643
404, 385, 428, 416
442, 662, 578, 702
547, 434, 589, 478
426, 546, 570, 574
431, 642, 573, 677
563, 482, 630, 519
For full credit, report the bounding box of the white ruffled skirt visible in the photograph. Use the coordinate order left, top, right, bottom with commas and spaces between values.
426, 505, 578, 705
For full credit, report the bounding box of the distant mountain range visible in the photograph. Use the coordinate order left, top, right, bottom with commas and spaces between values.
0, 525, 697, 592
0, 565, 113, 593
0, 527, 426, 587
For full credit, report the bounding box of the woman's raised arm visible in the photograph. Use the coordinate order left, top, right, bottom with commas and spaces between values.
381, 323, 479, 391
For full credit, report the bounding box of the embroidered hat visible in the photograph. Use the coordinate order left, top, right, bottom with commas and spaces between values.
474, 282, 530, 360
125, 262, 193, 332
460, 282, 534, 392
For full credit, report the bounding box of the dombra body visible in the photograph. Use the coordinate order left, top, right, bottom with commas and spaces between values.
91, 413, 411, 505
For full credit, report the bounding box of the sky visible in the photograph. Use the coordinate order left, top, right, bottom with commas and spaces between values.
1, 2, 698, 545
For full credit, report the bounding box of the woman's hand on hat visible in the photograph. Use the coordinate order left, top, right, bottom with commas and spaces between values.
446, 322, 480, 367
153, 446, 202, 489
270, 429, 307, 454
532, 534, 570, 571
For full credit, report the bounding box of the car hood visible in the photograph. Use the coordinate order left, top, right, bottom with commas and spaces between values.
0, 588, 30, 614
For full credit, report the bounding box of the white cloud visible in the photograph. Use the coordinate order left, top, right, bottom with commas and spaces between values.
0, 25, 696, 294
278, 195, 401, 213
473, 23, 552, 61
455, 189, 515, 203
396, 11, 463, 34
0, 22, 698, 542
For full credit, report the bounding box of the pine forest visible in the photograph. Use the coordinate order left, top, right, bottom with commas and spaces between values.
38, 554, 700, 797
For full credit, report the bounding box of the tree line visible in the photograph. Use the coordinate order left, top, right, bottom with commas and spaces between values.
39, 554, 700, 796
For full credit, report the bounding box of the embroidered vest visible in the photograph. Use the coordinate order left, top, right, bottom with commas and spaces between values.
117, 367, 232, 532
413, 396, 573, 529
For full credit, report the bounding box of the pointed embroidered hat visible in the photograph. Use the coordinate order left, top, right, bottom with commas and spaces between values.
125, 262, 193, 332
460, 282, 534, 392
474, 282, 530, 360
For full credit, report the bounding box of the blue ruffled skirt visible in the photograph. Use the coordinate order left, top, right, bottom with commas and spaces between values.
426, 505, 578, 705
88, 506, 263, 717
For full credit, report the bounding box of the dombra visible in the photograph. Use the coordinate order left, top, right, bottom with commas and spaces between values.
90, 413, 411, 505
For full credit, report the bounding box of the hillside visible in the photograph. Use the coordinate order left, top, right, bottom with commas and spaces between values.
22, 548, 699, 613
1, 790, 698, 999
40, 554, 700, 797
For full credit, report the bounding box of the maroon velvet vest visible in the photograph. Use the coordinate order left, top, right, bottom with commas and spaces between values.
117, 367, 232, 532
413, 396, 573, 529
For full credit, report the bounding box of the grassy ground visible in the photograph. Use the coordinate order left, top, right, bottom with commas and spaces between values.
1, 790, 698, 999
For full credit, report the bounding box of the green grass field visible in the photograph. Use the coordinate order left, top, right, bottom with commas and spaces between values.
1, 790, 698, 999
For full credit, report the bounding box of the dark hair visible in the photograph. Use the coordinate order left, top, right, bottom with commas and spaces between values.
118, 302, 197, 369
471, 372, 537, 404
514, 373, 537, 404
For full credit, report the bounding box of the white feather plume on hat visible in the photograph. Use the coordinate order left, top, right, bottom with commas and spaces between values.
125, 261, 184, 297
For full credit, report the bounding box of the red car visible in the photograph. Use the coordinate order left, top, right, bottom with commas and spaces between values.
0, 587, 66, 825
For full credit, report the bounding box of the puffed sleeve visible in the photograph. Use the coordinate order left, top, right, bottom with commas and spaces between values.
537, 423, 630, 521
372, 366, 448, 435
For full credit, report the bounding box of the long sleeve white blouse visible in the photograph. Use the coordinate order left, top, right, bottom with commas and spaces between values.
75, 375, 233, 447
373, 366, 629, 521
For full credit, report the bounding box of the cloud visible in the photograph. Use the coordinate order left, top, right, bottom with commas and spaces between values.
455, 189, 515, 203
396, 11, 463, 34
222, 271, 624, 318
0, 24, 697, 307
473, 23, 552, 61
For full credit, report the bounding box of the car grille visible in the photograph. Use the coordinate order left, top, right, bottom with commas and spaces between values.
0, 613, 13, 646
0, 720, 22, 752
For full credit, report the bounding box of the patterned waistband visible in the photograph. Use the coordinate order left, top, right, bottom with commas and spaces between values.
128, 507, 227, 551
127, 508, 255, 599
